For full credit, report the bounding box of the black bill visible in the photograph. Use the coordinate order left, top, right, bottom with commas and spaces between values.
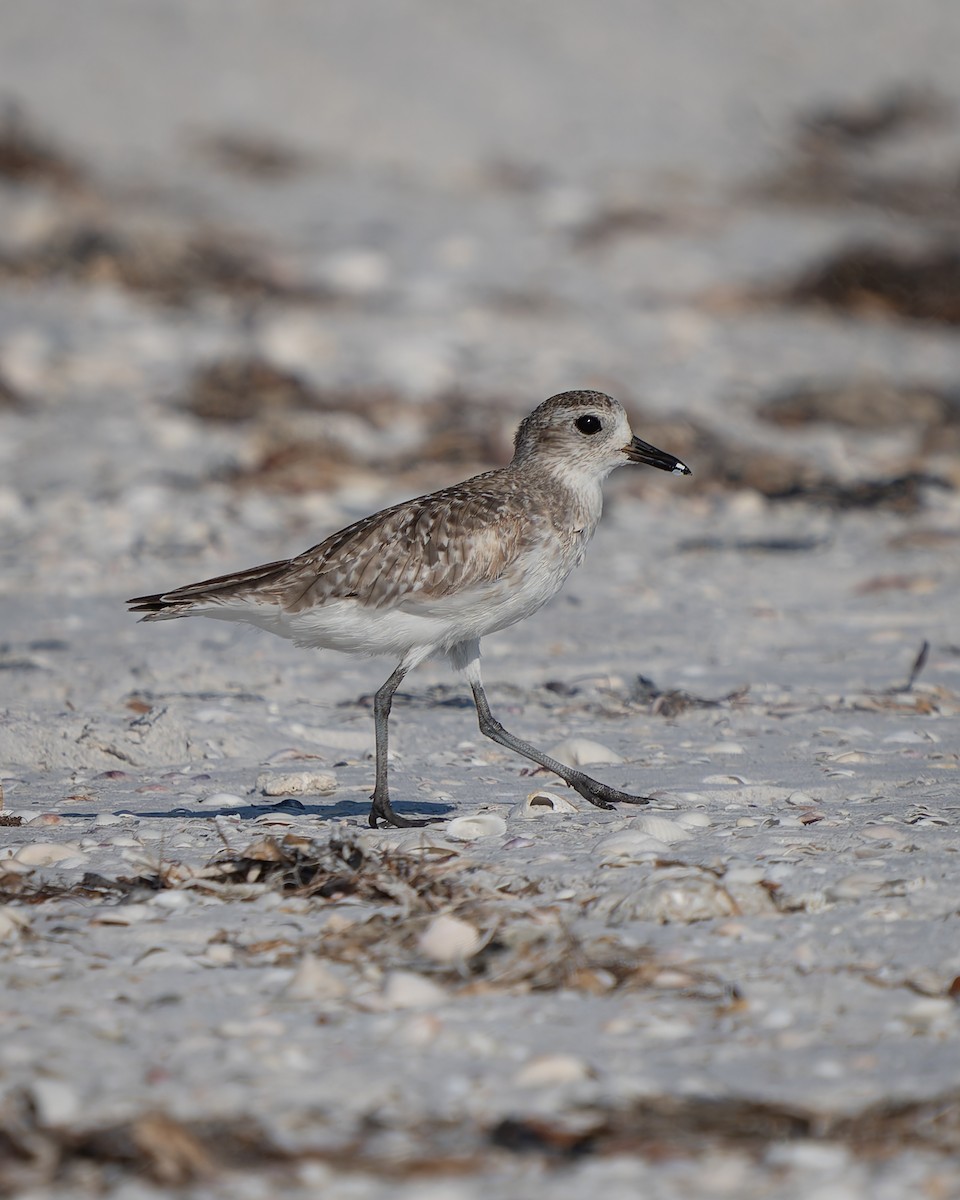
624, 436, 691, 476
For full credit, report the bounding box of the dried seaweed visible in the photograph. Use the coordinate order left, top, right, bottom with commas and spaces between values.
787, 245, 960, 326
0, 104, 84, 189
629, 674, 749, 718
4, 1087, 960, 1194
0, 224, 322, 307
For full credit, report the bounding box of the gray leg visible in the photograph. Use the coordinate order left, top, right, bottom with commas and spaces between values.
369, 662, 427, 829
469, 679, 651, 809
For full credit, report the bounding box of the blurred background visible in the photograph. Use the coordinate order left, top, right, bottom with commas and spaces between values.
1, 0, 959, 594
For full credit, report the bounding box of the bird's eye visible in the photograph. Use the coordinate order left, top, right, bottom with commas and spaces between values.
575, 414, 602, 435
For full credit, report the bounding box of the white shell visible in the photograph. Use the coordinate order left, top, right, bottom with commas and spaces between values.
32, 1079, 81, 1127
382, 970, 448, 1009
594, 830, 669, 862
418, 915, 482, 963
284, 954, 349, 1001
514, 1054, 592, 1087
704, 741, 745, 755
0, 906, 29, 941
511, 790, 580, 818
446, 813, 507, 841
677, 811, 712, 829
196, 792, 246, 807
14, 842, 86, 867
632, 814, 692, 844
547, 738, 624, 767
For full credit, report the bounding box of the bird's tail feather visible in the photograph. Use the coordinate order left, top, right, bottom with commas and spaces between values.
127, 557, 293, 620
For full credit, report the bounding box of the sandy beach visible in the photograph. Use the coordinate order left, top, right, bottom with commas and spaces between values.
2, 3, 960, 1195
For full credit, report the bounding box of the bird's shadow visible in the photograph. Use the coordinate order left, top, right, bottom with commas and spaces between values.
70, 798, 454, 823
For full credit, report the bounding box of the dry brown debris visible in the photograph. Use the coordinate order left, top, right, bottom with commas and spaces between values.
0, 224, 321, 307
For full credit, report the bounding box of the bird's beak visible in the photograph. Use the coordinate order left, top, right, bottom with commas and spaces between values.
623, 436, 691, 476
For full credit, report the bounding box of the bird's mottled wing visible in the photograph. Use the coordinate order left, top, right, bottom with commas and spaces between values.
280, 476, 535, 613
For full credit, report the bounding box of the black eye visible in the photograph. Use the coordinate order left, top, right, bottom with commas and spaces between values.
575, 414, 602, 435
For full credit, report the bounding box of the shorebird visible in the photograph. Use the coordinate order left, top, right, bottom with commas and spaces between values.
129, 390, 690, 827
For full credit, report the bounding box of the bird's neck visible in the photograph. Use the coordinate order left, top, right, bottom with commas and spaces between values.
512, 459, 605, 535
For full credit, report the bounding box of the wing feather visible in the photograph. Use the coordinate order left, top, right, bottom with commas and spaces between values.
281, 474, 537, 613
129, 470, 547, 620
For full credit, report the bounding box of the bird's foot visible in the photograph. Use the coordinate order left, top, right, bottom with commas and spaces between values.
368, 792, 433, 829
572, 777, 653, 810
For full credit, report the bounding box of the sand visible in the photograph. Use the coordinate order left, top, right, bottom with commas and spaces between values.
2, 3, 960, 1195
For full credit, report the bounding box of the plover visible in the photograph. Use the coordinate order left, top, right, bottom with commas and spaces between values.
129, 390, 690, 827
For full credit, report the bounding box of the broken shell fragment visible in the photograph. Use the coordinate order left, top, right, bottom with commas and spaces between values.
256, 771, 337, 797
511, 790, 580, 818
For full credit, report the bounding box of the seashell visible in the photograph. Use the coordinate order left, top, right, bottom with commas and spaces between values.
511, 790, 580, 818
590, 868, 741, 924
594, 830, 669, 863
677, 811, 711, 829
446, 813, 507, 842
786, 792, 817, 807
133, 948, 199, 971
90, 904, 152, 926
31, 1079, 81, 1128
418, 915, 481, 963
382, 970, 448, 1009
149, 891, 194, 910
0, 905, 29, 941
256, 772, 337, 797
14, 842, 86, 867
514, 1054, 592, 1087
94, 812, 126, 826
631, 814, 692, 844
724, 866, 766, 885
196, 792, 245, 808
284, 953, 349, 1001
902, 998, 956, 1034
704, 742, 745, 755
547, 738, 624, 767
220, 1017, 286, 1038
